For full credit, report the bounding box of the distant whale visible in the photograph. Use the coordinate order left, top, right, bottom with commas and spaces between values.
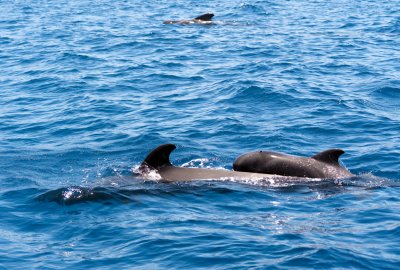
233, 149, 354, 179
138, 144, 288, 182
163, 13, 214, 25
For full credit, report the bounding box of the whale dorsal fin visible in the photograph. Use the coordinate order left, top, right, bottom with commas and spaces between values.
141, 144, 176, 169
194, 13, 214, 21
312, 149, 345, 166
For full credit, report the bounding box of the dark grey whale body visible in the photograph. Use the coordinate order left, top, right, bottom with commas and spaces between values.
163, 13, 214, 25
233, 149, 354, 179
139, 144, 287, 182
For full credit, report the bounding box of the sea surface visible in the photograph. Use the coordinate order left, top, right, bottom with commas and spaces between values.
1, 0, 399, 269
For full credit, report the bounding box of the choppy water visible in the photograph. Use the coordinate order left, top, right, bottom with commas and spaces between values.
1, 0, 399, 269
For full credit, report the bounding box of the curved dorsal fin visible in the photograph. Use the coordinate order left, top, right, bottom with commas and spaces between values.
141, 144, 176, 169
312, 149, 345, 166
194, 13, 214, 21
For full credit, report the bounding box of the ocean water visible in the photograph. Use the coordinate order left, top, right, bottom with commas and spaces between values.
1, 0, 399, 268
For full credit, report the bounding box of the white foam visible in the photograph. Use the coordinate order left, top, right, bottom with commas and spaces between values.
133, 164, 162, 181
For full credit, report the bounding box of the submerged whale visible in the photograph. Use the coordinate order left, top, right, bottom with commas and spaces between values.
163, 13, 214, 25
138, 144, 287, 182
233, 149, 354, 179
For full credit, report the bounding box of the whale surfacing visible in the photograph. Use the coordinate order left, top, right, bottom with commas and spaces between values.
137, 144, 354, 182
233, 149, 354, 179
163, 13, 215, 25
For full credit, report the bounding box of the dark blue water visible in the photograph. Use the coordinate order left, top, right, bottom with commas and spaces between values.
1, 0, 399, 268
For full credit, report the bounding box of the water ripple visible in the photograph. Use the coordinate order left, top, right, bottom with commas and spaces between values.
1, 0, 400, 268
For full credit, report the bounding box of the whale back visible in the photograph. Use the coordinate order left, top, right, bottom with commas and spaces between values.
233, 149, 352, 178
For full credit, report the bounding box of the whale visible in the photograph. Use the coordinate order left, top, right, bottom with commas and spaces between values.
138, 144, 290, 182
233, 149, 354, 179
163, 13, 214, 25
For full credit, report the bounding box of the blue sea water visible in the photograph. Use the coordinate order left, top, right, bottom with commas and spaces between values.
1, 0, 400, 268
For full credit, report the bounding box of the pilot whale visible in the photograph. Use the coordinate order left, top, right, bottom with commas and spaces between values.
138, 144, 288, 182
163, 13, 214, 25
233, 149, 354, 179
